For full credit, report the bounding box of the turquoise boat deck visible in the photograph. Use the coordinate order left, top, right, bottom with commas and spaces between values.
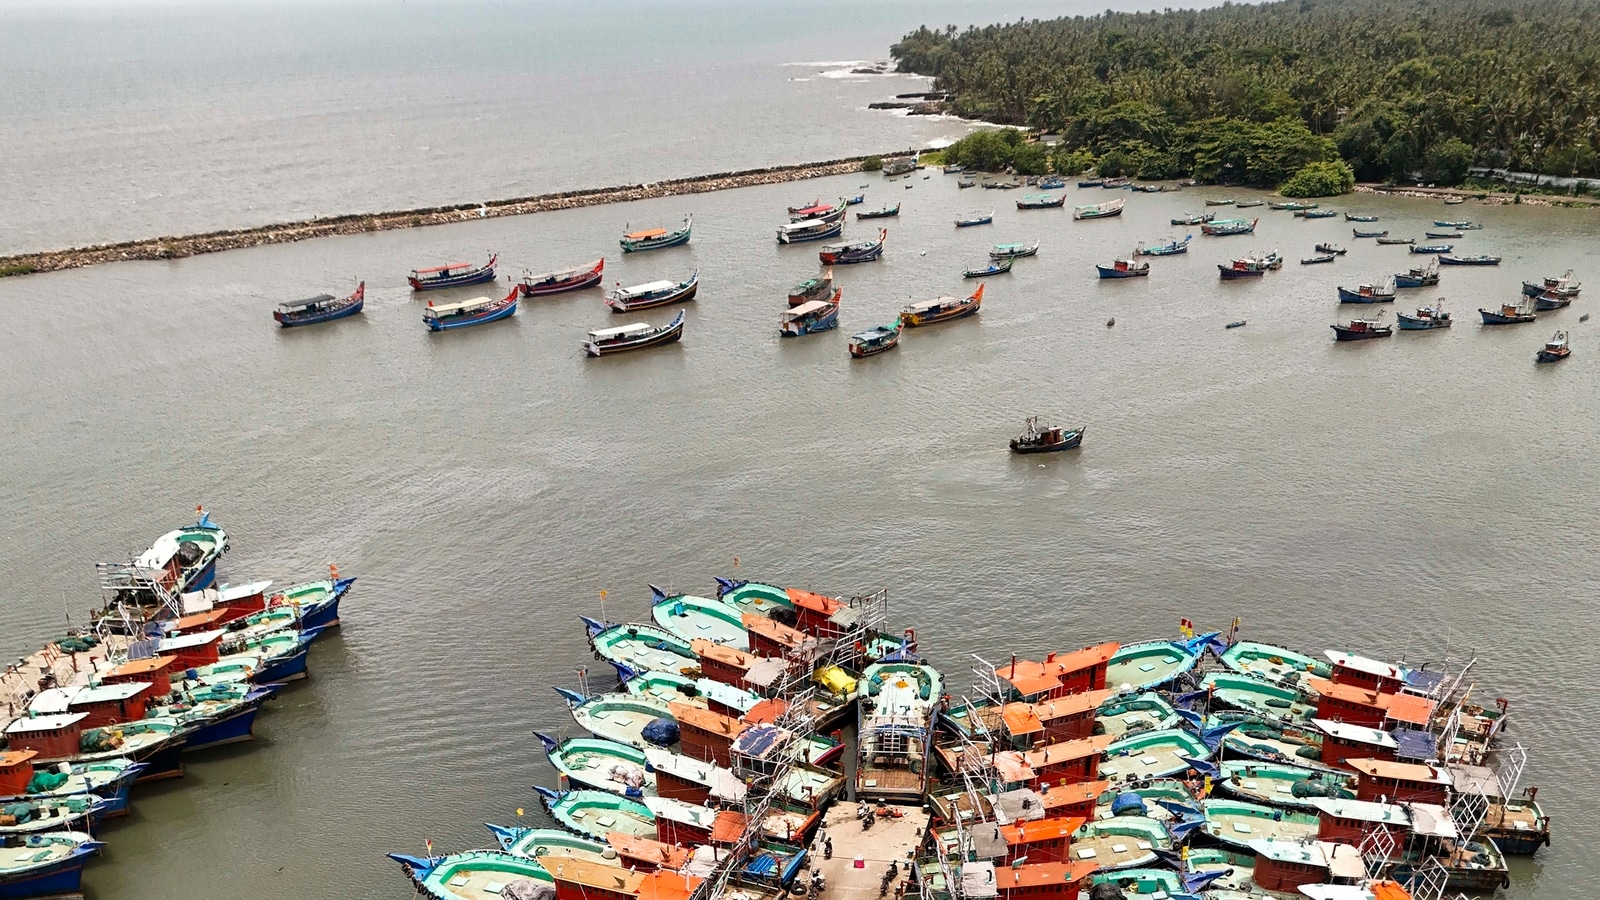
569, 693, 673, 748
1106, 640, 1199, 692
1070, 816, 1171, 870
546, 738, 652, 796
496, 827, 609, 863
549, 790, 655, 841
590, 624, 696, 676
1217, 717, 1329, 768
1218, 760, 1353, 809
623, 670, 761, 714
651, 594, 749, 650
1219, 640, 1332, 689
421, 850, 553, 900
1102, 727, 1211, 780
1200, 798, 1319, 849
717, 581, 794, 616
1094, 779, 1198, 821
1200, 672, 1317, 724
1096, 692, 1181, 737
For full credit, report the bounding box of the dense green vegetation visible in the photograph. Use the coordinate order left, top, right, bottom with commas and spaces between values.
893, 0, 1600, 189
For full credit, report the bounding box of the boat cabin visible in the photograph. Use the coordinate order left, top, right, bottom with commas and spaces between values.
783, 299, 835, 324
668, 699, 743, 767
2, 712, 89, 760
1249, 839, 1365, 892
170, 608, 235, 636
1346, 759, 1452, 805
1036, 780, 1110, 820
963, 859, 1098, 900
1313, 719, 1399, 770
645, 796, 720, 846
0, 750, 39, 796
276, 293, 339, 316
997, 644, 1120, 702
100, 656, 180, 700
157, 628, 228, 670
1326, 651, 1408, 694
731, 723, 800, 782
1307, 677, 1436, 729
425, 296, 498, 320
643, 747, 744, 806
1310, 798, 1411, 846
777, 219, 834, 238
903, 295, 969, 318
179, 579, 273, 621
996, 815, 1086, 864
690, 639, 789, 695
742, 613, 820, 661
587, 322, 660, 347
606, 833, 694, 873
1000, 689, 1112, 748
64, 682, 151, 728
994, 734, 1116, 787
549, 857, 702, 900
784, 589, 851, 639
611, 280, 680, 302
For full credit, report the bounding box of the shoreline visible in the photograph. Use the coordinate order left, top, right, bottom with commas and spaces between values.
1354, 182, 1600, 208
0, 152, 908, 278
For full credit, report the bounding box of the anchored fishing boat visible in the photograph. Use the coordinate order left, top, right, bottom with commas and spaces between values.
1397, 302, 1452, 330
274, 282, 364, 327
584, 620, 697, 680
1074, 199, 1125, 220
115, 511, 229, 606
955, 210, 994, 227
1102, 728, 1211, 780
1096, 693, 1180, 736
1332, 313, 1393, 340
1217, 761, 1354, 809
846, 194, 864, 205
146, 681, 278, 751
1172, 212, 1215, 226
650, 589, 748, 648
620, 215, 692, 252
535, 734, 653, 797
1439, 254, 1501, 266
1269, 201, 1317, 211
422, 286, 519, 331
848, 320, 902, 358
538, 788, 657, 841
776, 217, 843, 244
1302, 209, 1337, 219
963, 258, 1013, 278
1038, 175, 1066, 189
0, 831, 102, 899
1196, 799, 1319, 850
1202, 218, 1257, 236
1219, 641, 1332, 687
901, 284, 982, 326
1315, 242, 1347, 256
519, 258, 605, 297
1016, 193, 1067, 210
1078, 177, 1104, 188
605, 272, 698, 312
1411, 243, 1454, 254
582, 312, 686, 356
1196, 672, 1316, 724
1376, 236, 1415, 246
1534, 291, 1572, 310
1524, 270, 1581, 298
1395, 259, 1440, 288
818, 229, 885, 265
1302, 253, 1337, 265
990, 241, 1039, 260
1434, 219, 1478, 228
1138, 235, 1191, 256
1218, 257, 1267, 279
1097, 255, 1150, 279
1205, 198, 1235, 207
1009, 416, 1084, 454
780, 291, 842, 337
1536, 330, 1571, 363
408, 254, 497, 291
1479, 301, 1537, 325
1352, 228, 1388, 238
957, 175, 977, 188
1346, 214, 1380, 222
855, 203, 899, 220
1337, 279, 1397, 304
788, 274, 833, 307
1106, 636, 1211, 691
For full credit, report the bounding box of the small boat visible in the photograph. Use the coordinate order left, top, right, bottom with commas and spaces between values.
1439, 254, 1501, 266
848, 320, 903, 357
1074, 199, 1126, 220
789, 274, 833, 307
1445, 196, 1467, 205
1016, 193, 1067, 210
408, 254, 497, 291
1524, 270, 1580, 298
1038, 175, 1066, 189
1078, 178, 1105, 188
583, 311, 687, 356
519, 258, 605, 297
1216, 760, 1354, 809
818, 228, 886, 265
1315, 242, 1346, 256
1226, 320, 1247, 329
1536, 330, 1571, 362
1480, 302, 1537, 324
855, 203, 900, 219
1097, 255, 1151, 279
995, 180, 1022, 190
786, 198, 820, 214
1376, 236, 1415, 245
957, 175, 976, 188
1345, 214, 1380, 222
1009, 416, 1083, 454
943, 163, 964, 174
955, 210, 995, 227
0, 795, 103, 836
1205, 198, 1236, 206
1331, 312, 1394, 340
787, 199, 844, 223
1584, 314, 1592, 321
274, 282, 364, 327
1352, 228, 1388, 238
1102, 177, 1130, 189
1337, 279, 1396, 303
1138, 235, 1192, 256
776, 217, 843, 244
990, 241, 1039, 260
1218, 257, 1267, 279
1172, 212, 1215, 225
1268, 200, 1317, 211
1397, 302, 1452, 330
538, 788, 656, 842
1302, 209, 1337, 219
620, 215, 692, 252
1197, 799, 1319, 850
1395, 259, 1440, 288
780, 290, 842, 336
1435, 219, 1474, 228
1534, 292, 1572, 310
901, 284, 983, 326
1425, 231, 1463, 239
1202, 218, 1258, 236
605, 271, 699, 312
1234, 200, 1265, 208
422, 286, 519, 331
0, 831, 102, 899
963, 258, 1013, 278
1302, 253, 1337, 265
845, 194, 864, 205
1411, 243, 1454, 254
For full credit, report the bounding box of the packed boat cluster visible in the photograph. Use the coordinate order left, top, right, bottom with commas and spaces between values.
0, 509, 350, 898
392, 579, 1547, 900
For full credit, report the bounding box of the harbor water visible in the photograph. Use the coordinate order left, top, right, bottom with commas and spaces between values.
1, 3, 1598, 900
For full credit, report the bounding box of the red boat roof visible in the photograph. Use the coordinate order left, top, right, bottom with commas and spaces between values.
624, 228, 669, 240
793, 204, 833, 216
412, 261, 472, 275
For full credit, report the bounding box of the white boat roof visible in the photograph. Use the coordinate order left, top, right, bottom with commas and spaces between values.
73, 682, 151, 704
905, 296, 960, 314
1248, 839, 1362, 877
643, 796, 718, 827
615, 280, 678, 297
786, 299, 834, 317
158, 628, 228, 651
643, 748, 747, 801
217, 580, 272, 601
427, 296, 494, 315
5, 712, 89, 734
778, 219, 830, 232
28, 686, 84, 714
1307, 797, 1409, 824
1299, 886, 1388, 900
134, 529, 190, 568
1325, 650, 1405, 679
587, 322, 654, 340
1311, 718, 1399, 747
1404, 802, 1458, 838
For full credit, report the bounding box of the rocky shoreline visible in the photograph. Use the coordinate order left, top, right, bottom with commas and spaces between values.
0, 152, 910, 278
1355, 182, 1600, 208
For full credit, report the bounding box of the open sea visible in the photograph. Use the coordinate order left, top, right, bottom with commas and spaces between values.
0, 2, 1597, 899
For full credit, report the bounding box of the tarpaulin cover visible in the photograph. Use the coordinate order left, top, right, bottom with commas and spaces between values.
642, 718, 680, 747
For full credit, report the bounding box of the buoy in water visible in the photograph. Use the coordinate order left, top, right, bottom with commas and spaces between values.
1106, 318, 1115, 327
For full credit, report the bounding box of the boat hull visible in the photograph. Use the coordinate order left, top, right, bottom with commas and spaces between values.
133, 741, 188, 782
1097, 265, 1149, 279
1331, 325, 1393, 341
0, 849, 99, 900
585, 319, 686, 356
409, 267, 496, 291
299, 581, 352, 631
1480, 310, 1536, 325
1010, 431, 1084, 453
1394, 274, 1439, 288
780, 308, 840, 337
607, 281, 698, 313
521, 268, 604, 297
1533, 295, 1571, 310
182, 701, 268, 752
1338, 287, 1395, 304
423, 297, 518, 331
819, 244, 884, 265
275, 297, 363, 328
777, 221, 843, 244
849, 337, 900, 357
1218, 267, 1264, 279
621, 228, 691, 253
1536, 349, 1569, 363
902, 304, 979, 327
254, 644, 312, 684
1396, 315, 1450, 330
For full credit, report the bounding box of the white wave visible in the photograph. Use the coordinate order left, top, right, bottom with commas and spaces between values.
925, 137, 956, 149
781, 60, 870, 68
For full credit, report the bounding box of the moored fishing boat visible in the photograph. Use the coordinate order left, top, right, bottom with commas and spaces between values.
408, 254, 497, 291
422, 286, 519, 331
776, 217, 843, 244
388, 849, 555, 900
1202, 218, 1257, 236
1102, 727, 1212, 780
900, 284, 983, 326
1435, 219, 1477, 228
1205, 198, 1235, 206
1397, 302, 1452, 330
1068, 817, 1173, 870
0, 753, 142, 817
1533, 291, 1572, 310
1193, 798, 1319, 850
110, 511, 229, 609
518, 258, 605, 297
1302, 253, 1336, 265
1216, 760, 1354, 809
1439, 254, 1501, 266
1332, 313, 1393, 340
584, 620, 697, 680
274, 282, 364, 327
1096, 692, 1180, 736
556, 690, 677, 749
535, 734, 653, 797
957, 175, 977, 188
1218, 257, 1267, 279
1315, 242, 1346, 255
1337, 279, 1396, 303
4, 713, 194, 782
145, 681, 279, 752
1302, 209, 1337, 219
0, 795, 103, 836
622, 670, 761, 717
484, 825, 609, 861
1097, 255, 1150, 279
650, 588, 748, 648
1395, 258, 1440, 288
818, 229, 885, 265
1009, 416, 1084, 454
1172, 212, 1215, 225
582, 312, 687, 356
605, 271, 698, 312
990, 241, 1039, 260
1479, 301, 1537, 325
788, 274, 833, 307
1225, 320, 1247, 328
1078, 177, 1104, 188
264, 576, 354, 631
1346, 213, 1380, 222
1016, 193, 1066, 210
846, 194, 864, 205
1219, 641, 1332, 687
1106, 636, 1211, 691
1410, 243, 1454, 254
1074, 199, 1125, 220
1376, 236, 1415, 245
1536, 330, 1571, 363
848, 320, 902, 357
855, 203, 899, 220
1038, 175, 1066, 189
1524, 269, 1581, 298
955, 210, 994, 227
1426, 230, 1463, 239
1353, 228, 1389, 238
963, 258, 1012, 278
1217, 716, 1326, 768
1138, 235, 1191, 256
620, 215, 692, 252
0, 831, 102, 899
1268, 200, 1317, 211
780, 291, 842, 337
1196, 672, 1316, 724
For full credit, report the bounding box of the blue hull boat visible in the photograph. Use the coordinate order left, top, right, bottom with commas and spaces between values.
182, 687, 279, 752
275, 283, 365, 327
0, 838, 102, 900
134, 742, 188, 782
424, 287, 519, 331
298, 578, 355, 631
91, 764, 144, 816
253, 634, 319, 684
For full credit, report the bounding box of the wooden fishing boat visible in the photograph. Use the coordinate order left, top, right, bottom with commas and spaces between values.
1268, 200, 1317, 211
818, 228, 885, 265
1434, 219, 1476, 228
0, 831, 102, 899
1225, 320, 1247, 329
4, 713, 194, 782
1352, 228, 1388, 238
1107, 637, 1210, 691
1216, 716, 1327, 768
1425, 230, 1463, 239
780, 290, 842, 336
786, 198, 820, 214
408, 254, 497, 291
1534, 291, 1572, 310
1172, 212, 1215, 225
1439, 254, 1501, 266
1205, 198, 1236, 206
1234, 200, 1265, 208
1202, 218, 1257, 236
1332, 313, 1393, 340
1346, 213, 1380, 222
846, 194, 864, 205
957, 175, 976, 188
855, 203, 899, 220
146, 681, 279, 752
422, 286, 519, 331
1523, 270, 1580, 298
776, 217, 843, 244
1103, 727, 1212, 780
788, 274, 833, 307
1314, 242, 1346, 255
1217, 761, 1354, 809
1218, 257, 1267, 279
1397, 302, 1452, 330
274, 282, 364, 327
620, 215, 692, 252
1444, 196, 1467, 205
1376, 236, 1415, 245
1395, 259, 1440, 288
1411, 243, 1454, 254
1078, 178, 1104, 188
535, 734, 653, 797
901, 284, 983, 326
1197, 672, 1316, 724
1096, 692, 1180, 736
1536, 330, 1571, 362
0, 753, 142, 817
1302, 209, 1337, 219
649, 588, 748, 648
0, 795, 103, 837
518, 258, 604, 297
1138, 235, 1191, 256
856, 662, 942, 799
943, 164, 965, 174
788, 199, 846, 224
1038, 175, 1066, 189
955, 210, 994, 227
557, 688, 678, 747
1097, 255, 1150, 279
1101, 177, 1130, 189
538, 788, 656, 841
848, 320, 903, 357
605, 271, 698, 312
963, 258, 1013, 278
1074, 199, 1126, 220
990, 241, 1039, 260
1476, 789, 1552, 855
1197, 799, 1319, 850
1479, 301, 1537, 324
1009, 416, 1084, 454
582, 311, 686, 357
1016, 193, 1067, 210
882, 156, 917, 176
1301, 253, 1336, 265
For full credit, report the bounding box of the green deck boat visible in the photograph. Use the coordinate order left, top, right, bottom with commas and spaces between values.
537, 735, 652, 797
1200, 672, 1316, 725
1219, 640, 1331, 689
1217, 760, 1353, 809
585, 622, 697, 680
1094, 779, 1198, 821
1096, 692, 1181, 737
860, 662, 943, 702
716, 580, 795, 616
1106, 639, 1205, 692
1102, 727, 1211, 780
563, 693, 675, 749
1198, 798, 1319, 850
485, 825, 610, 862
394, 848, 554, 900
622, 670, 762, 715
539, 789, 655, 842
650, 591, 749, 650
1214, 715, 1329, 769
1070, 816, 1172, 870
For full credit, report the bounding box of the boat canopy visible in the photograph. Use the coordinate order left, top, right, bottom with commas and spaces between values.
785, 300, 834, 318
411, 261, 472, 276
623, 228, 668, 240
427, 296, 496, 315
614, 280, 679, 298
1311, 718, 1398, 748
778, 219, 831, 234
792, 203, 834, 217
72, 682, 150, 704
529, 259, 601, 281
4, 712, 88, 734
277, 293, 336, 312
158, 628, 227, 651
905, 296, 960, 314
851, 328, 891, 341
588, 322, 656, 340
28, 686, 83, 713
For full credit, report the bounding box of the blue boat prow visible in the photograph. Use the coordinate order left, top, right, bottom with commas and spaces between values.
484, 823, 528, 850
1181, 631, 1221, 657
533, 785, 564, 804
1182, 754, 1221, 779
533, 731, 559, 753
1184, 871, 1230, 892
714, 577, 747, 597
1199, 720, 1245, 750
1173, 708, 1204, 730
387, 852, 440, 880
648, 584, 671, 601
579, 615, 610, 637
552, 687, 588, 707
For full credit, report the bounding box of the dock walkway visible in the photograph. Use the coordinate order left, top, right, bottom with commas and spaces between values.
811, 802, 931, 900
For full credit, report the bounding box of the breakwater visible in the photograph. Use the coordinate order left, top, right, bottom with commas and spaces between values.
0, 152, 908, 278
